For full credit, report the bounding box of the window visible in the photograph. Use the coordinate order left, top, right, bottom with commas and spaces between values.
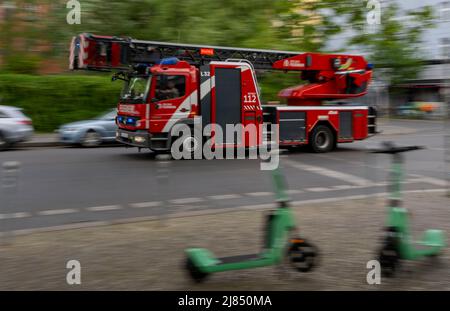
441, 38, 450, 59
0, 108, 24, 118
7, 108, 26, 118
154, 75, 186, 100
121, 76, 151, 102
441, 1, 450, 22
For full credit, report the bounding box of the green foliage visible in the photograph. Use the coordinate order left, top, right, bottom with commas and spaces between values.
259, 72, 301, 102
50, 0, 294, 50
1, 53, 41, 74
349, 3, 435, 84
0, 74, 122, 132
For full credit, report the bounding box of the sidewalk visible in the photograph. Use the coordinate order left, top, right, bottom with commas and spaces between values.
17, 133, 60, 148
1, 192, 448, 290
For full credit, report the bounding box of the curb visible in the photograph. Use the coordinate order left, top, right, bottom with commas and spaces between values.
17, 127, 417, 149
16, 141, 123, 148
1, 188, 446, 238
16, 141, 62, 148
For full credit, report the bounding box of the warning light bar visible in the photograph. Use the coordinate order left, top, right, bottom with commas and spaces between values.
200, 48, 215, 56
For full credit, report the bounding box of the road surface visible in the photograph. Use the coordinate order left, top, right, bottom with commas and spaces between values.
0, 119, 448, 234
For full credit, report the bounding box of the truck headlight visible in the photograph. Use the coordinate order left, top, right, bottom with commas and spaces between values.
134, 136, 146, 143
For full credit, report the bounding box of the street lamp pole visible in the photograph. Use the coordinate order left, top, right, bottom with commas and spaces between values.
446, 73, 450, 198
444, 39, 450, 198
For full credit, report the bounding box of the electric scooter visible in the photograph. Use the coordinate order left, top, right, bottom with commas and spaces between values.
372, 142, 446, 277
185, 166, 318, 282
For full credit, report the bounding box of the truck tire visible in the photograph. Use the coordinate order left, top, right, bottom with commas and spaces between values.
310, 125, 334, 153
0, 132, 11, 151
180, 134, 202, 159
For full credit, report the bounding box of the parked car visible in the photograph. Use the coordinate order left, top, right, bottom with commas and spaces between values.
58, 109, 118, 147
0, 105, 34, 151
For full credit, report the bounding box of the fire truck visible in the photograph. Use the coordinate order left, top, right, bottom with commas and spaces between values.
69, 33, 377, 154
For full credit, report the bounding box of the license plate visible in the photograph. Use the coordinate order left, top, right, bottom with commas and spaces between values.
120, 132, 129, 138
119, 104, 136, 114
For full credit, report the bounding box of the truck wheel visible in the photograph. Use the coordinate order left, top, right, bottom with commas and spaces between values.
180, 134, 202, 159
81, 130, 102, 148
0, 132, 10, 151
310, 125, 334, 153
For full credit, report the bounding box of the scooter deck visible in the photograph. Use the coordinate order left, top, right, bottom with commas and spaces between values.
218, 254, 261, 264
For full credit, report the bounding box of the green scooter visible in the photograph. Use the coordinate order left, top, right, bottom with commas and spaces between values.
185, 167, 318, 282
373, 142, 446, 277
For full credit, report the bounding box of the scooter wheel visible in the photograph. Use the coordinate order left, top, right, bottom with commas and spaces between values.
287, 239, 318, 272
378, 236, 400, 277
185, 257, 209, 283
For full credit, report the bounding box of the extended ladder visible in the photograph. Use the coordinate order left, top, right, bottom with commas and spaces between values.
69, 33, 300, 71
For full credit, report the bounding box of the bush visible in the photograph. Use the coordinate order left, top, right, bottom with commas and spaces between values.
2, 54, 42, 75
0, 74, 122, 132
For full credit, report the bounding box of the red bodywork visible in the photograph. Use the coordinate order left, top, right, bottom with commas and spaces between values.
274, 106, 369, 145
273, 53, 372, 106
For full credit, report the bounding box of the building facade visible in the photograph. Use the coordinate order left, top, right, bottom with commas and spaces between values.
328, 0, 450, 117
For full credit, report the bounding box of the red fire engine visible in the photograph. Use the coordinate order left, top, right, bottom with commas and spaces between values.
69, 33, 377, 154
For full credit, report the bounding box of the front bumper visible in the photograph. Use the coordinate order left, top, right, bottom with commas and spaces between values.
116, 129, 171, 151
116, 129, 152, 148
58, 130, 82, 144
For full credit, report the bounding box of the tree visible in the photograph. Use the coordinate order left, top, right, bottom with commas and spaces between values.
1, 0, 437, 86
348, 2, 435, 85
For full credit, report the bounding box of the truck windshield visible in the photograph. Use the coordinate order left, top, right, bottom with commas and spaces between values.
121, 76, 151, 102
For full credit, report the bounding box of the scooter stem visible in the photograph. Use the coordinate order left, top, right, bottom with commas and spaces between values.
389, 153, 404, 206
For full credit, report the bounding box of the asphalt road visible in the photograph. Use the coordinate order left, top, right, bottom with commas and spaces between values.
0, 119, 448, 234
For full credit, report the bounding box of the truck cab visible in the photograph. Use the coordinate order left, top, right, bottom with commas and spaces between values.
116, 59, 198, 151
116, 58, 265, 152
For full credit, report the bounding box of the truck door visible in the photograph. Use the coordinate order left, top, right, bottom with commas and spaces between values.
339, 111, 353, 140
213, 67, 242, 145
150, 74, 188, 133
209, 62, 263, 148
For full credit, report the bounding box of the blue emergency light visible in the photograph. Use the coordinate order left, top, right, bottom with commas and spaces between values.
160, 57, 180, 65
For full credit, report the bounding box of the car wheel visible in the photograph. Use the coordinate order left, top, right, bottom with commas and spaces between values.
310, 125, 335, 153
81, 130, 102, 148
0, 132, 11, 151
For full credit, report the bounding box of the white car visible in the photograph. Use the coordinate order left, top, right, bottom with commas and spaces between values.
0, 105, 34, 151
